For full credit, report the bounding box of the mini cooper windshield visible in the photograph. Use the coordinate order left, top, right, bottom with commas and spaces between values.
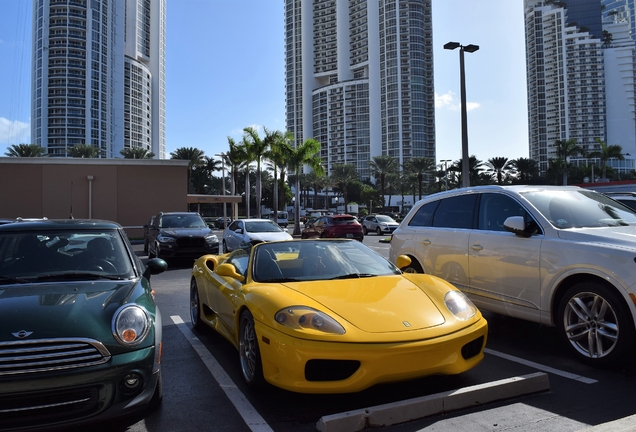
0, 229, 135, 282
252, 240, 401, 282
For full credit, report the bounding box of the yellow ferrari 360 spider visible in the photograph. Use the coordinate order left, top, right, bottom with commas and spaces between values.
190, 239, 487, 394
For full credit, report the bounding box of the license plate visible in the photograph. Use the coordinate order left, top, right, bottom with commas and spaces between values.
346, 233, 353, 238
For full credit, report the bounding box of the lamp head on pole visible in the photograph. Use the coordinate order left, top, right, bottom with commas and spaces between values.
444, 42, 460, 50
463, 44, 479, 53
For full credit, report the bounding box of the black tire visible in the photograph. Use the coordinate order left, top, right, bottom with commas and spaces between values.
363, 226, 368, 235
239, 310, 264, 387
402, 258, 424, 274
222, 240, 229, 253
376, 227, 382, 236
148, 243, 156, 259
557, 282, 635, 365
148, 370, 163, 411
190, 279, 204, 330
143, 238, 148, 254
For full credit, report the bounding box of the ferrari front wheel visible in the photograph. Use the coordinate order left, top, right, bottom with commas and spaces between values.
239, 310, 264, 387
190, 279, 204, 330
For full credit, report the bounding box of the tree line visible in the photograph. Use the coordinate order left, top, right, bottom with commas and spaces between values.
5, 135, 633, 232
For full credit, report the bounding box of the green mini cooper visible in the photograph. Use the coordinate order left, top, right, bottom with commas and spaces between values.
0, 219, 167, 430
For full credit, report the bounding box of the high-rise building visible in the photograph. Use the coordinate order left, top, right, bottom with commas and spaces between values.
31, 0, 166, 158
524, 0, 635, 178
284, 0, 435, 180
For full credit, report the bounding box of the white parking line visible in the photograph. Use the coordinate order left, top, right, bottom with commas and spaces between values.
485, 348, 598, 384
170, 315, 274, 432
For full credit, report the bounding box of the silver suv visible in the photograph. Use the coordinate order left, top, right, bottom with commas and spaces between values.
390, 185, 636, 365
362, 214, 399, 235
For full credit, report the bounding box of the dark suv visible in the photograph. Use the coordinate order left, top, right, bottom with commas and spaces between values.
147, 212, 219, 260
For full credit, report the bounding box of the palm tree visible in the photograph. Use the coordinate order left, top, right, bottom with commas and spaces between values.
590, 138, 624, 181
331, 164, 359, 214
369, 155, 398, 211
237, 136, 255, 217
287, 138, 324, 236
404, 157, 434, 199
509, 157, 539, 183
243, 126, 270, 218
67, 143, 100, 158
264, 130, 292, 212
4, 143, 48, 157
170, 147, 205, 193
449, 156, 487, 186
120, 147, 154, 159
321, 175, 338, 213
554, 138, 580, 185
485, 157, 513, 185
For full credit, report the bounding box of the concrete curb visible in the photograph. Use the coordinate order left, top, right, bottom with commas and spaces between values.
316, 372, 550, 432
577, 414, 636, 431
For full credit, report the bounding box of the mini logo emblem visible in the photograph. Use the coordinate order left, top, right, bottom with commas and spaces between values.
403, 321, 411, 328
12, 330, 33, 339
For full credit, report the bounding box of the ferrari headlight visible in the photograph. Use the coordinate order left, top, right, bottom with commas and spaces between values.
444, 290, 477, 320
275, 306, 345, 335
112, 305, 151, 346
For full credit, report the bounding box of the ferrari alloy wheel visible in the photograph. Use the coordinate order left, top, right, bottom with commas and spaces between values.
190, 280, 203, 330
239, 310, 264, 387
557, 282, 635, 365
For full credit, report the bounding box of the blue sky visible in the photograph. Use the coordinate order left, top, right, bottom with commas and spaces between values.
0, 0, 529, 165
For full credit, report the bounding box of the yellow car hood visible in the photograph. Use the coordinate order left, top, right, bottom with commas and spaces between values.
283, 276, 445, 333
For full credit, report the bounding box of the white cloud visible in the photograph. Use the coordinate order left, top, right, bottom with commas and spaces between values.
0, 117, 30, 145
435, 91, 481, 112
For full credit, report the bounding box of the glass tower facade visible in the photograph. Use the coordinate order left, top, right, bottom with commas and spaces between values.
285, 0, 435, 181
31, 0, 166, 158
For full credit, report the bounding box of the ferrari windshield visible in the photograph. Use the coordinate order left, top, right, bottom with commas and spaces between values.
0, 229, 134, 281
252, 239, 401, 282
520, 189, 636, 229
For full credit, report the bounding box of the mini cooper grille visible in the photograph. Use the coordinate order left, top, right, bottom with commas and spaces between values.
0, 338, 111, 376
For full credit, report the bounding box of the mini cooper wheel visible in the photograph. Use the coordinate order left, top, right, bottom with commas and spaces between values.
376, 227, 382, 235
190, 279, 204, 330
557, 282, 635, 365
239, 310, 264, 387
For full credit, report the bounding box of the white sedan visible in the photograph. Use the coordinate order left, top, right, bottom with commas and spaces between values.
222, 219, 293, 252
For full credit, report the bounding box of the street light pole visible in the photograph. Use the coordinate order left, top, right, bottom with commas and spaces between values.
440, 159, 452, 190
215, 153, 227, 230
444, 41, 479, 188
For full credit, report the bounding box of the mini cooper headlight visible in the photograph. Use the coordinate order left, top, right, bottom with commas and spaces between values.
275, 306, 345, 335
444, 290, 477, 320
113, 305, 151, 346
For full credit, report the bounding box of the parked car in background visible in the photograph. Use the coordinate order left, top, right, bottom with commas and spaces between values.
222, 219, 293, 252
214, 216, 233, 229
147, 212, 219, 261
0, 219, 167, 430
190, 239, 487, 393
602, 191, 636, 211
203, 216, 216, 228
390, 185, 636, 366
301, 214, 364, 241
275, 211, 289, 228
362, 214, 400, 236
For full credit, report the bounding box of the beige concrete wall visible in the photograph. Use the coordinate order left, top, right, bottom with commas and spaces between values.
0, 158, 189, 238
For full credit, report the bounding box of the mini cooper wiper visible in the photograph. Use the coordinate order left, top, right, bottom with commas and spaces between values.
0, 275, 30, 284
36, 272, 126, 281
330, 273, 376, 280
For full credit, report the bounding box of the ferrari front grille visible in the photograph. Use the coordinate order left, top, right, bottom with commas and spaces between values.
0, 338, 111, 376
